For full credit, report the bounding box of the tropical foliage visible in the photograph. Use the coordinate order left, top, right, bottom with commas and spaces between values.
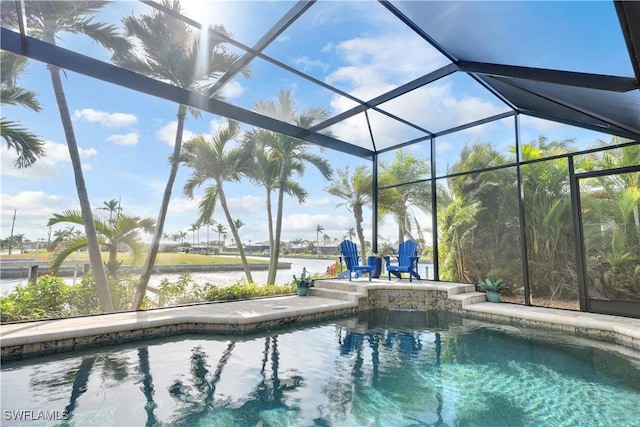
157, 273, 296, 307
0, 273, 298, 322
0, 51, 45, 169
2, 0, 131, 312
116, 0, 249, 309
47, 210, 155, 278
379, 150, 431, 246
326, 166, 372, 264
0, 274, 150, 322
180, 120, 255, 284
243, 90, 333, 284
477, 278, 508, 293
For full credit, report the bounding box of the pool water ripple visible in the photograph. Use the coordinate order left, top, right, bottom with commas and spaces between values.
2, 310, 639, 426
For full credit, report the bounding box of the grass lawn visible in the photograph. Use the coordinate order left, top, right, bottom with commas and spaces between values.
0, 250, 265, 266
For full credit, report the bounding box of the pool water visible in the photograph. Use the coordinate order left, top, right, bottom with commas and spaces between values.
2, 310, 640, 426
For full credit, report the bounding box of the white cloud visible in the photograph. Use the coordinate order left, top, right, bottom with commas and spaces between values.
106, 133, 139, 146
435, 140, 454, 154
227, 195, 266, 214
208, 118, 229, 136
303, 197, 333, 209
156, 121, 195, 147
281, 212, 351, 236
73, 108, 138, 127
1, 140, 97, 178
167, 196, 200, 215
325, 32, 509, 146
327, 36, 447, 97
1, 191, 70, 239
293, 56, 330, 73
220, 81, 246, 99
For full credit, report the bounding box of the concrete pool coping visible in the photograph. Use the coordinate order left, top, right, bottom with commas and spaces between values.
1, 279, 639, 361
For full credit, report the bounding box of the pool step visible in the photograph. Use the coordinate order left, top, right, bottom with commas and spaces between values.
313, 279, 362, 292
308, 280, 366, 302
449, 291, 487, 306
308, 287, 362, 302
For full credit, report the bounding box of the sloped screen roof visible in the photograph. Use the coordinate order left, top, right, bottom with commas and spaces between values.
2, 0, 638, 158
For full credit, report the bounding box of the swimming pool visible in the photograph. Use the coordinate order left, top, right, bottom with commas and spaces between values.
2, 309, 640, 426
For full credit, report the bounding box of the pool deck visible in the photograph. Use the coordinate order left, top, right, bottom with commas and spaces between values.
1, 279, 639, 360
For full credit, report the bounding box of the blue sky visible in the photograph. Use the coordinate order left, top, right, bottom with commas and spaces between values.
0, 0, 630, 245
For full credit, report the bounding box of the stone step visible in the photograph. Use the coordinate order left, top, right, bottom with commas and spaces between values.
449, 291, 487, 306
313, 279, 363, 293
308, 287, 362, 302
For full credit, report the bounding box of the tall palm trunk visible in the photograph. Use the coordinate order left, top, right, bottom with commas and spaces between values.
354, 204, 367, 265
268, 161, 289, 284
138, 347, 158, 426
218, 184, 254, 283
133, 105, 187, 309
48, 65, 113, 312
266, 190, 275, 257
107, 244, 119, 278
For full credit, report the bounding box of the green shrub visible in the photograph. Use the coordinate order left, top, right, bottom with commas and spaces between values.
1, 273, 297, 321
204, 282, 295, 301
1, 275, 69, 321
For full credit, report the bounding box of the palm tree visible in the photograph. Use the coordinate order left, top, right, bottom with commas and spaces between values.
345, 227, 356, 240
205, 220, 215, 251
180, 120, 254, 283
48, 226, 78, 252
245, 90, 332, 284
117, 0, 250, 309
326, 166, 372, 264
0, 51, 45, 169
189, 222, 200, 247
100, 198, 122, 223
215, 223, 228, 246
379, 150, 430, 244
47, 210, 155, 278
243, 130, 308, 277
2, 1, 131, 312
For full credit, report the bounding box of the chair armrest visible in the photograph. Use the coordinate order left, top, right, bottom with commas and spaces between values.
383, 256, 391, 267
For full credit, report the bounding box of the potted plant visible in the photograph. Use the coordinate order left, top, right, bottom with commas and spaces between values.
477, 278, 508, 302
293, 268, 314, 296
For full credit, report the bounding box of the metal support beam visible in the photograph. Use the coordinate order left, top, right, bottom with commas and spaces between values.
569, 156, 588, 312
615, 0, 640, 84
459, 60, 638, 92
491, 76, 640, 139
1, 28, 374, 159
309, 63, 457, 134
207, 1, 314, 97
430, 137, 439, 281
514, 114, 531, 306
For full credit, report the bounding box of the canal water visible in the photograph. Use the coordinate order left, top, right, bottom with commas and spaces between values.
0, 257, 434, 293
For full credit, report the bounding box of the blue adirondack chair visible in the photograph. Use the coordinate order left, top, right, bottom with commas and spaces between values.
384, 240, 421, 282
339, 240, 373, 281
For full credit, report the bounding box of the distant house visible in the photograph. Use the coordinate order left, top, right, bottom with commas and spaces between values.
318, 239, 341, 255
244, 241, 270, 253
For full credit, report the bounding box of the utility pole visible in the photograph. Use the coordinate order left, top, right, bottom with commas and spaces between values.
8, 209, 16, 255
